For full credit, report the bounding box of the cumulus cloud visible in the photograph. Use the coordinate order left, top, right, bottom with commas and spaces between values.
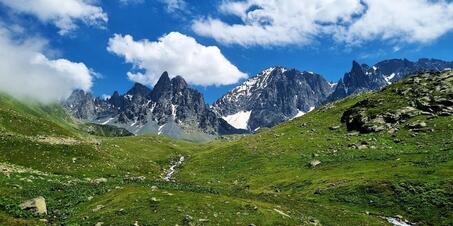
0, 0, 108, 35
107, 32, 247, 86
0, 25, 94, 103
193, 0, 453, 46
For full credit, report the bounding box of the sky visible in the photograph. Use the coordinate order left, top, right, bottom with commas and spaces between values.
0, 0, 452, 104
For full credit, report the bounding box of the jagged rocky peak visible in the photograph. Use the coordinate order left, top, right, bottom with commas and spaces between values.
351, 60, 365, 73
345, 60, 386, 91
63, 71, 242, 141
212, 66, 334, 131
63, 89, 96, 120
171, 75, 188, 90
126, 82, 151, 97
150, 72, 204, 108
151, 73, 208, 125
66, 89, 94, 103
109, 91, 123, 107
328, 58, 453, 102
150, 71, 172, 101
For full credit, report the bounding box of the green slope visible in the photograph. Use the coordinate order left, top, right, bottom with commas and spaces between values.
0, 93, 77, 137
0, 71, 452, 225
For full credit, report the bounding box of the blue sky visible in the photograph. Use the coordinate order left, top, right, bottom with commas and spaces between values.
0, 0, 452, 103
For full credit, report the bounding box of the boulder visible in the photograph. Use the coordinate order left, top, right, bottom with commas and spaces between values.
329, 125, 341, 130
124, 176, 146, 182
92, 205, 104, 212
182, 214, 193, 226
408, 121, 427, 129
92, 178, 108, 184
310, 160, 321, 168
20, 196, 47, 215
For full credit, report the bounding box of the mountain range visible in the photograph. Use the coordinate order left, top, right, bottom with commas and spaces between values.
64, 72, 242, 141
329, 58, 453, 101
64, 58, 452, 139
214, 58, 452, 131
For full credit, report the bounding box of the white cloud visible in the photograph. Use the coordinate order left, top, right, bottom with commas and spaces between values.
161, 0, 186, 12
0, 0, 108, 35
0, 25, 94, 103
107, 32, 247, 86
336, 0, 453, 44
119, 0, 144, 5
193, 0, 453, 47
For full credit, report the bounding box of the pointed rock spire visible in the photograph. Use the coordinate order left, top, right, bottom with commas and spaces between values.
127, 82, 151, 97
151, 72, 172, 101
171, 76, 188, 91
351, 60, 364, 74
156, 71, 171, 87
109, 91, 123, 107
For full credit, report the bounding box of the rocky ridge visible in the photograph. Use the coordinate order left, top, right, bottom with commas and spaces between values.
329, 58, 453, 101
64, 72, 242, 141
341, 70, 453, 134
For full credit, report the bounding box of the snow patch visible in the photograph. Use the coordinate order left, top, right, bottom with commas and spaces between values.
292, 110, 306, 119
278, 67, 288, 73
158, 124, 165, 135
344, 87, 349, 94
171, 104, 177, 119
222, 111, 251, 130
262, 67, 276, 75
329, 82, 337, 88
149, 102, 156, 113
101, 118, 115, 125
292, 107, 315, 119
384, 73, 396, 84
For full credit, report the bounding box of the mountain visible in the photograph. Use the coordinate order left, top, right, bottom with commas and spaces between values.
329, 58, 453, 101
211, 67, 335, 131
63, 72, 242, 141
1, 71, 451, 225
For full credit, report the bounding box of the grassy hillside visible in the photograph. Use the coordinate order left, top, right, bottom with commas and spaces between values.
0, 71, 452, 225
